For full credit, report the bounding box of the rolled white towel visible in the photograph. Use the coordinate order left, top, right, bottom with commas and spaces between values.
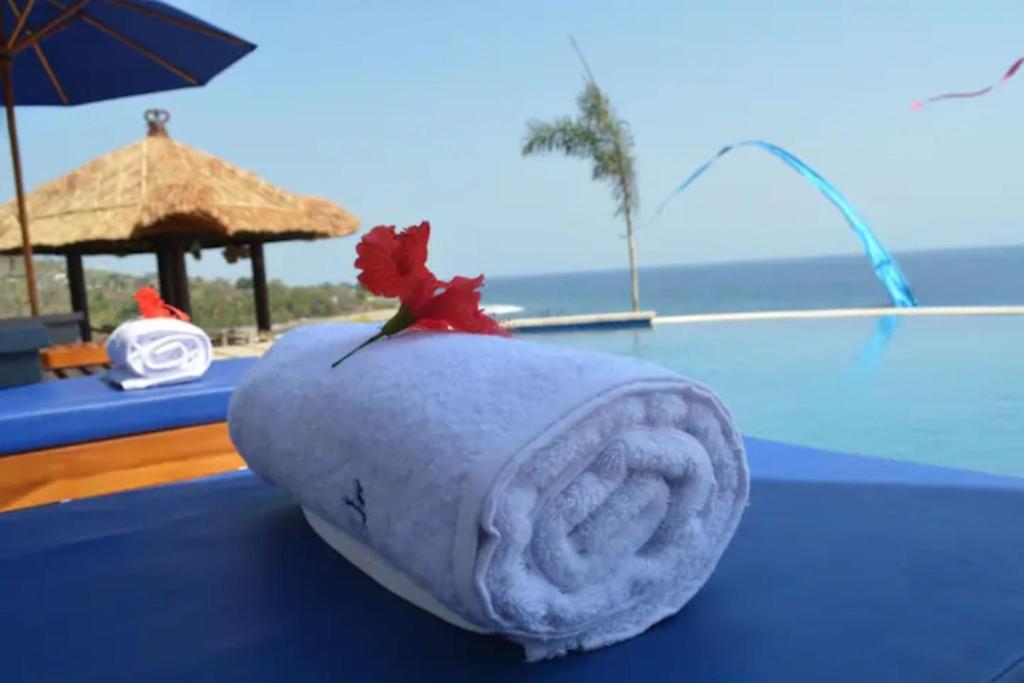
105, 318, 213, 390
228, 324, 749, 660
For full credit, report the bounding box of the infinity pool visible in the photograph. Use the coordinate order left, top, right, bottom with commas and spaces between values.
535, 315, 1024, 479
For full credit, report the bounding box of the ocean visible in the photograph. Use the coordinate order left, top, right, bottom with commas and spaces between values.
482, 245, 1024, 317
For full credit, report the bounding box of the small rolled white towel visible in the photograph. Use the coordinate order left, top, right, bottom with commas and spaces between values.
229, 324, 749, 660
105, 318, 213, 390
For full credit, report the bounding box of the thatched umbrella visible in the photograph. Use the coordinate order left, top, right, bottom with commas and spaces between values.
0, 110, 359, 337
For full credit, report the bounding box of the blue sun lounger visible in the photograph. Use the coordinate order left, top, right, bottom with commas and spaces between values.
0, 358, 256, 455
1, 438, 1021, 682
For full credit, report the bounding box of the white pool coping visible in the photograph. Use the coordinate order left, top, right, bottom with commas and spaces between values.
654, 305, 1024, 325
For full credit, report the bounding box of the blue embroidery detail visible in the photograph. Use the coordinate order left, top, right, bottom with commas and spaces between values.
344, 479, 367, 526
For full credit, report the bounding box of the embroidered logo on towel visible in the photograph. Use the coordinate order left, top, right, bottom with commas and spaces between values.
344, 479, 367, 528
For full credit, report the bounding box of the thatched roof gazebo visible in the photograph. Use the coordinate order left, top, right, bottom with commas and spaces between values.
0, 110, 359, 339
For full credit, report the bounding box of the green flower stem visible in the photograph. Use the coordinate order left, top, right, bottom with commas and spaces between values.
330, 331, 385, 368
331, 305, 416, 367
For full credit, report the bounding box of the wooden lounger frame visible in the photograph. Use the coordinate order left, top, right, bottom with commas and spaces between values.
39, 342, 112, 379
0, 422, 244, 512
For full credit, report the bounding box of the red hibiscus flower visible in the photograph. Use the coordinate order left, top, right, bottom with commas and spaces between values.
134, 286, 190, 322
354, 221, 435, 298
333, 222, 507, 366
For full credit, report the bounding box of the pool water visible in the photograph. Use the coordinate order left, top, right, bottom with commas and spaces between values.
534, 315, 1024, 479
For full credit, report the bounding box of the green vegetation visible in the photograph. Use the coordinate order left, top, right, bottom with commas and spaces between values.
0, 255, 389, 334
521, 39, 640, 311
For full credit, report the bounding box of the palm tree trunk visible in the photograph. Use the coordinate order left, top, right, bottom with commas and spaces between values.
624, 212, 640, 312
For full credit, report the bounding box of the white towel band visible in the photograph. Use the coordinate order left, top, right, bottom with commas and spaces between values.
303, 507, 489, 634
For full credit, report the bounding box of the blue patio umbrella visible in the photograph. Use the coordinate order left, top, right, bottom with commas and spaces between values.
0, 0, 255, 315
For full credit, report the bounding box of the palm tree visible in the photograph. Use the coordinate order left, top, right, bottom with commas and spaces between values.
521, 45, 640, 311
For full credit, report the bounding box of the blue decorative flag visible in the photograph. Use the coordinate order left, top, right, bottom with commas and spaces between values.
646, 140, 918, 308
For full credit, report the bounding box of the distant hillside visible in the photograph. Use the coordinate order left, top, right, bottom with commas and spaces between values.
0, 256, 390, 333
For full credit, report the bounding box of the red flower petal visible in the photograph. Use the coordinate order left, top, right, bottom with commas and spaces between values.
354, 222, 436, 298
400, 275, 446, 313
133, 287, 190, 322
407, 275, 508, 336
134, 287, 165, 318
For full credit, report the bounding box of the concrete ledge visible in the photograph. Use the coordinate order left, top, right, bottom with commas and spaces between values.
508, 310, 656, 333
654, 305, 1024, 325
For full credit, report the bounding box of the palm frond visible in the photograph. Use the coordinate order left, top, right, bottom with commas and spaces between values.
576, 83, 613, 131
522, 76, 637, 219
521, 118, 599, 158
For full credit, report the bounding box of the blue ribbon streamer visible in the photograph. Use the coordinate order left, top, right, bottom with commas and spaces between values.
857, 315, 901, 372
644, 140, 918, 308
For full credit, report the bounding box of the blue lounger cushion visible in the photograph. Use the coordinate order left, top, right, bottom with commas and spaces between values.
1, 438, 1022, 681
0, 358, 256, 455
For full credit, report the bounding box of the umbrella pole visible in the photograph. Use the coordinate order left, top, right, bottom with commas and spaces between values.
1, 59, 40, 317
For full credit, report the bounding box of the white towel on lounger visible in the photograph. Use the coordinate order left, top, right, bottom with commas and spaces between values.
105, 318, 212, 390
228, 323, 749, 660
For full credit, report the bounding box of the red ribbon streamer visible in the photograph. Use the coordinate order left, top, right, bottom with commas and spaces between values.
913, 56, 1023, 110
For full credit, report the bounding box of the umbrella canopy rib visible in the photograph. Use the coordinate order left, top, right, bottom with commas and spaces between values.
42, 0, 198, 87
68, 10, 199, 85
100, 0, 248, 47
30, 42, 68, 103
6, 1, 70, 103
10, 0, 87, 53
6, 0, 36, 47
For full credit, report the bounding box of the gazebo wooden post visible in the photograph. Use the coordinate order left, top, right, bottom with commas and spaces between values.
169, 240, 191, 315
64, 250, 91, 341
249, 240, 271, 335
155, 239, 189, 313
155, 241, 176, 304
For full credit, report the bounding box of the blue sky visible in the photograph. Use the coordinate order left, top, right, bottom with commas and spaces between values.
2, 0, 1022, 285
